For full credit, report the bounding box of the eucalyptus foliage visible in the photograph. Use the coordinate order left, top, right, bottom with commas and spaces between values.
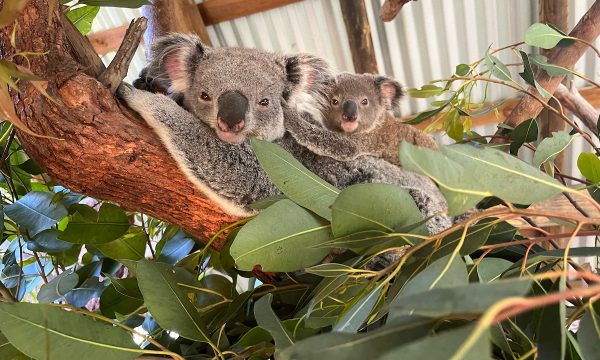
0, 7, 599, 360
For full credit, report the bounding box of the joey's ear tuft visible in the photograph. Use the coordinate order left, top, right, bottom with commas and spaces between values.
373, 75, 405, 113
281, 54, 333, 113
145, 34, 208, 93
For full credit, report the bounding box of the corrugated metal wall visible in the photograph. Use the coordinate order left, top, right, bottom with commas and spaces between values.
90, 1, 600, 262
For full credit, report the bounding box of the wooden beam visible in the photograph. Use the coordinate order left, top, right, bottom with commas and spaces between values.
410, 86, 600, 131
197, 0, 302, 26
339, 0, 378, 74
539, 0, 569, 171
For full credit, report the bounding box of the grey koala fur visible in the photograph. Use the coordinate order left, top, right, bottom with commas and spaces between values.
286, 72, 437, 166
127, 34, 452, 234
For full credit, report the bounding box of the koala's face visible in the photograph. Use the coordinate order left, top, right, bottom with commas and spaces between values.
146, 35, 332, 144
323, 73, 404, 134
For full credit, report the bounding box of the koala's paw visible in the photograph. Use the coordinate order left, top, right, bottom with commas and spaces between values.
116, 82, 136, 102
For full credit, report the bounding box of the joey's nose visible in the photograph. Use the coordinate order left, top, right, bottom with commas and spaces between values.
217, 91, 248, 131
342, 100, 358, 122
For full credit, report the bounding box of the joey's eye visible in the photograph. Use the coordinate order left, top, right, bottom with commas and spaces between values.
331, 98, 339, 106
259, 98, 270, 107
361, 98, 369, 105
200, 92, 211, 101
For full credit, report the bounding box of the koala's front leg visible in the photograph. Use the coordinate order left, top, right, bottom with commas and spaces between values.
284, 112, 365, 161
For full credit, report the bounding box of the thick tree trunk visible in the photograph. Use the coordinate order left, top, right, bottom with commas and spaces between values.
0, 0, 237, 247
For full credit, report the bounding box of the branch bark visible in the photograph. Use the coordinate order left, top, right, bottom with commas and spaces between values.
380, 0, 412, 22
555, 83, 600, 135
0, 0, 237, 247
503, 0, 600, 128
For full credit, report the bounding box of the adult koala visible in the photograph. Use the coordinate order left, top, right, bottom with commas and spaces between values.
122, 34, 451, 233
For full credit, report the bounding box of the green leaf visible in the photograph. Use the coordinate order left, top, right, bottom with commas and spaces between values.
254, 294, 294, 350
0, 303, 140, 360
407, 84, 445, 98
251, 138, 339, 220
60, 203, 130, 244
400, 142, 566, 215
528, 54, 571, 76
533, 131, 574, 167
136, 260, 210, 342
279, 318, 437, 360
100, 277, 143, 319
333, 283, 383, 333
304, 263, 356, 277
390, 279, 531, 317
37, 270, 79, 303
331, 183, 426, 238
306, 275, 349, 315
476, 258, 513, 282
94, 228, 146, 261
65, 5, 100, 35
445, 108, 464, 142
518, 51, 552, 98
404, 102, 449, 125
525, 23, 569, 49
510, 118, 539, 155
396, 255, 468, 298
5, 192, 68, 236
577, 153, 600, 183
0, 330, 28, 360
28, 229, 73, 253
230, 200, 331, 272
485, 52, 512, 81
378, 325, 491, 360
579, 302, 600, 360
536, 279, 566, 360
78, 0, 151, 8
455, 64, 470, 76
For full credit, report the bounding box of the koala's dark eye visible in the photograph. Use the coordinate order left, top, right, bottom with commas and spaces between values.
259, 98, 270, 107
200, 92, 211, 101
361, 98, 369, 105
331, 98, 339, 106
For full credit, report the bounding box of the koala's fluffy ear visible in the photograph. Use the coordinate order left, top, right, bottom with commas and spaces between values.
146, 34, 208, 93
281, 54, 333, 111
374, 75, 405, 113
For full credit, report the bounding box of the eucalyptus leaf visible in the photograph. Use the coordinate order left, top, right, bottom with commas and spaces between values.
79, 0, 151, 8
94, 228, 146, 261
333, 283, 383, 333
407, 84, 444, 98
404, 102, 449, 125
254, 294, 294, 350
525, 23, 570, 49
577, 153, 600, 183
528, 54, 571, 76
533, 131, 573, 168
37, 270, 79, 303
60, 203, 130, 244
136, 260, 211, 342
304, 263, 356, 277
395, 255, 468, 299
65, 5, 100, 35
5, 191, 68, 236
251, 138, 339, 220
578, 303, 600, 360
230, 200, 331, 272
0, 303, 140, 360
400, 142, 566, 215
485, 52, 512, 81
0, 330, 28, 360
509, 118, 538, 155
390, 279, 532, 317
100, 278, 143, 319
331, 183, 426, 238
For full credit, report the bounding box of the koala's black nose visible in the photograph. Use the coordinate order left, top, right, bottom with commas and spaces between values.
217, 91, 248, 131
342, 100, 358, 122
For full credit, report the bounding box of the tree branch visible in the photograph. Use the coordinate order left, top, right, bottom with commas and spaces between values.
0, 0, 237, 247
379, 0, 412, 22
555, 82, 600, 135
503, 0, 600, 128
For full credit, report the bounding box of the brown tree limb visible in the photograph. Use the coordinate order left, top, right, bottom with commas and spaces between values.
0, 0, 237, 247
380, 0, 412, 22
555, 82, 600, 135
503, 0, 600, 128
98, 17, 147, 94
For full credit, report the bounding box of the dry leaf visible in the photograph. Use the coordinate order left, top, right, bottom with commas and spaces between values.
0, 0, 29, 28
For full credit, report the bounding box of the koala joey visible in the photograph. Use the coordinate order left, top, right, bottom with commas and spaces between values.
286, 73, 437, 166
125, 34, 452, 234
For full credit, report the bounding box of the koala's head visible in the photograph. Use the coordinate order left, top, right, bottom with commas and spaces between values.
322, 73, 404, 134
143, 34, 332, 144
